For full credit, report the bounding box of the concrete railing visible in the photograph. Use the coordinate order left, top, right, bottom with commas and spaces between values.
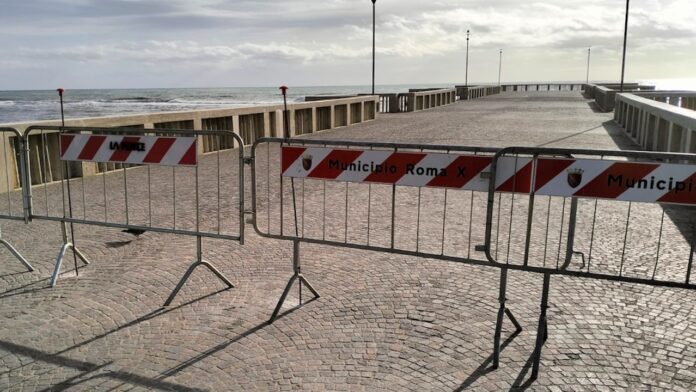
614, 93, 696, 154
631, 91, 696, 110
582, 83, 656, 112
501, 83, 583, 92
455, 86, 502, 100
0, 95, 378, 190
405, 88, 457, 112
307, 93, 411, 114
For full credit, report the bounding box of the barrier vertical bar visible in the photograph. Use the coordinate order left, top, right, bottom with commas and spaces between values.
20, 135, 32, 222
522, 155, 538, 265
686, 223, 695, 285
563, 197, 585, 269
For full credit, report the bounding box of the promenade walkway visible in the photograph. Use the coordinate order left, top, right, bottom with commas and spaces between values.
2, 92, 695, 391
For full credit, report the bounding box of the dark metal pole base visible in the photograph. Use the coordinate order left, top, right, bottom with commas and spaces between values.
492, 268, 524, 369
531, 273, 551, 380
0, 238, 34, 272
269, 273, 319, 324
492, 306, 523, 369
164, 260, 234, 307
50, 242, 90, 287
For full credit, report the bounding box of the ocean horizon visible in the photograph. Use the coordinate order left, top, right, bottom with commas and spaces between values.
1, 78, 694, 124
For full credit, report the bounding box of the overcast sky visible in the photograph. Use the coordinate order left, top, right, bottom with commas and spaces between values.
0, 0, 694, 90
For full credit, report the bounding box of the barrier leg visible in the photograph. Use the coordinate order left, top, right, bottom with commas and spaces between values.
0, 226, 33, 272
492, 268, 523, 369
530, 273, 551, 380
0, 238, 34, 272
164, 236, 233, 307
269, 240, 319, 324
50, 222, 90, 287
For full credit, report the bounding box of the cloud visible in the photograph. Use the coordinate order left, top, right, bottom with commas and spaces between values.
0, 0, 694, 88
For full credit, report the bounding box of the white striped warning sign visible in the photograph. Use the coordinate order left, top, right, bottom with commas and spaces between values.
60, 134, 197, 166
281, 147, 696, 205
281, 146, 532, 192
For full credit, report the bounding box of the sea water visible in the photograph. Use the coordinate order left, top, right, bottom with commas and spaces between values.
0, 80, 693, 124
0, 84, 450, 124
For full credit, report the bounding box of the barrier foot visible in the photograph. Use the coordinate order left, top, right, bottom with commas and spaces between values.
268, 273, 319, 324
492, 268, 523, 369
50, 242, 90, 287
0, 238, 34, 272
530, 273, 551, 381
164, 236, 234, 307
269, 240, 319, 324
164, 260, 234, 307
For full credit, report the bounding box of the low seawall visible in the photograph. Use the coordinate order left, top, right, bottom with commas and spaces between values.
0, 95, 378, 192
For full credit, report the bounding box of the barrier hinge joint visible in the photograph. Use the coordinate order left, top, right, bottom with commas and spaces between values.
243, 156, 254, 165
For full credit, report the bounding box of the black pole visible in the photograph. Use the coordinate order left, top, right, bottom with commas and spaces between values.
280, 85, 301, 302
586, 47, 591, 84
619, 0, 629, 92
371, 0, 376, 95
465, 30, 470, 87
498, 49, 502, 86
57, 88, 79, 276
280, 86, 291, 139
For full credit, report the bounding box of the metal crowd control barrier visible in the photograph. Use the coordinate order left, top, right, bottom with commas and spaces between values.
484, 146, 696, 379
249, 137, 528, 348
23, 125, 244, 305
252, 137, 696, 381
0, 127, 33, 272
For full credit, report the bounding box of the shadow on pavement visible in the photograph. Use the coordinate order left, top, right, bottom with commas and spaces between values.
454, 327, 522, 391
159, 297, 319, 379
0, 340, 205, 392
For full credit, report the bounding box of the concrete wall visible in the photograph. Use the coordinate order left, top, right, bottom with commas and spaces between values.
501, 83, 583, 92
455, 86, 501, 100
582, 83, 657, 112
404, 88, 457, 112
0, 95, 378, 192
614, 93, 696, 154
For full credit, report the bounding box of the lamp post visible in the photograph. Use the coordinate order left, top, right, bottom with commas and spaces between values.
465, 29, 470, 87
498, 49, 502, 86
371, 0, 376, 95
586, 47, 591, 84
620, 0, 629, 92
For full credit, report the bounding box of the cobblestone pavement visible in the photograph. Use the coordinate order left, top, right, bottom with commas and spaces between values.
2, 92, 696, 391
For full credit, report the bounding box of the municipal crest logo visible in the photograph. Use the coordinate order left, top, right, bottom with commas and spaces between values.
566, 168, 583, 188
302, 154, 313, 171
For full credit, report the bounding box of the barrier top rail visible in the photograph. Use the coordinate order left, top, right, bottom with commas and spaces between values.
251, 136, 509, 273
23, 125, 245, 242
253, 136, 501, 154
484, 145, 696, 290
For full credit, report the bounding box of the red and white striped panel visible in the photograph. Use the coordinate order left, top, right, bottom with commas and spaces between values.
60, 134, 197, 166
281, 146, 532, 192
534, 158, 696, 205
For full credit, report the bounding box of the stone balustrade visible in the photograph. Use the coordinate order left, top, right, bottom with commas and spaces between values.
614, 93, 696, 154
582, 83, 656, 112
405, 88, 457, 112
631, 91, 696, 110
455, 86, 502, 100
0, 95, 378, 190
501, 83, 583, 92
